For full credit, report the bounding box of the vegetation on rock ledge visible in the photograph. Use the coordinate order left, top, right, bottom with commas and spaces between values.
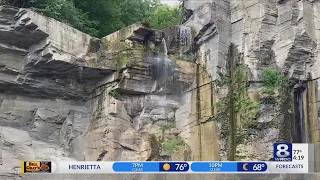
162, 138, 186, 153
261, 67, 285, 95
212, 44, 260, 161
108, 89, 120, 99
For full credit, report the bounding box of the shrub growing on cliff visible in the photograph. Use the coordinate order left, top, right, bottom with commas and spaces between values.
108, 90, 120, 99
261, 68, 285, 95
162, 138, 185, 153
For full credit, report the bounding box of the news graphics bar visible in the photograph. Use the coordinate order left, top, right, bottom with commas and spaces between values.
20, 143, 318, 174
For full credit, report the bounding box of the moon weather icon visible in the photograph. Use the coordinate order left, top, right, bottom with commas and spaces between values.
243, 163, 248, 171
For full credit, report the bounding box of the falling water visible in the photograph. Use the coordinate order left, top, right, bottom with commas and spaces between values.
150, 38, 179, 94
77, 58, 85, 82
179, 26, 192, 56
160, 38, 168, 55
157, 38, 169, 93
146, 34, 190, 94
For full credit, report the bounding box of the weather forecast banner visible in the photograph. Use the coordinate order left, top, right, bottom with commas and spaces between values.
20, 143, 318, 174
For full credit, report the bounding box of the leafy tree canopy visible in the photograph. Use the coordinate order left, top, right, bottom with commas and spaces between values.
147, 4, 182, 29
1, 0, 182, 37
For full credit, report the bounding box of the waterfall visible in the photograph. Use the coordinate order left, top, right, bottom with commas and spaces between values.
179, 26, 192, 56
160, 38, 168, 55
179, 25, 192, 47
77, 58, 85, 82
151, 38, 179, 94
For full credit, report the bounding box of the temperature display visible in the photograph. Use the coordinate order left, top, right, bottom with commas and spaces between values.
159, 162, 189, 172
113, 162, 189, 172
237, 162, 268, 172
293, 150, 304, 160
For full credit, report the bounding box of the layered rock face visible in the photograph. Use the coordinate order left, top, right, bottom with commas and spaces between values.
0, 5, 196, 179
182, 0, 320, 174
228, 0, 320, 160
1, 0, 320, 179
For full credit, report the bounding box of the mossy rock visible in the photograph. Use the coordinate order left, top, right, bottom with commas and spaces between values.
87, 38, 100, 54
101, 38, 110, 50
162, 138, 186, 154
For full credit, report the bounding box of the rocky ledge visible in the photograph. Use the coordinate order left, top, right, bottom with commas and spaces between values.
0, 5, 198, 179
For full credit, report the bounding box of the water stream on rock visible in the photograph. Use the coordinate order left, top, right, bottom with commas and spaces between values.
160, 38, 168, 55
179, 26, 192, 56
77, 58, 85, 82
151, 38, 179, 94
146, 26, 194, 95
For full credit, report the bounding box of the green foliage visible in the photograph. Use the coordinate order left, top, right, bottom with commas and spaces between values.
147, 4, 182, 29
162, 138, 185, 153
212, 51, 260, 138
214, 72, 230, 87
235, 96, 260, 130
214, 98, 260, 135
119, 0, 159, 28
215, 101, 226, 110
4, 0, 166, 37
40, 1, 98, 36
19, 0, 99, 36
74, 0, 159, 37
233, 56, 260, 130
6, 0, 184, 37
0, 0, 33, 7
261, 68, 285, 95
108, 89, 120, 99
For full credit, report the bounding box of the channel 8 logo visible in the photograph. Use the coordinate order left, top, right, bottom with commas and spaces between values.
273, 143, 292, 161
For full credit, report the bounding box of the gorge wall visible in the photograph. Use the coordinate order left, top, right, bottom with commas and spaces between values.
0, 0, 320, 179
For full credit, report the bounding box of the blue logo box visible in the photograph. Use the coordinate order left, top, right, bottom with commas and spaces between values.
273, 143, 292, 161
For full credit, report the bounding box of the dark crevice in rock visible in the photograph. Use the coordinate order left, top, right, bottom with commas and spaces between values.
194, 22, 216, 47
96, 150, 108, 161
277, 0, 290, 4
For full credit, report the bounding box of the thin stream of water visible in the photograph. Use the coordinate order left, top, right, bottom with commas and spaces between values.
148, 26, 194, 94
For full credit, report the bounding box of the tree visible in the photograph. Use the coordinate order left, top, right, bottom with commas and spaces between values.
147, 4, 182, 29
32, 0, 99, 36
0, 0, 99, 36
0, 0, 32, 7
74, 0, 159, 37
73, 0, 122, 37
2, 0, 182, 37
119, 0, 159, 27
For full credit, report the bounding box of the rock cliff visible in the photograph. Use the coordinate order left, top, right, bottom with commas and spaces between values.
0, 5, 196, 179
0, 1, 320, 179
